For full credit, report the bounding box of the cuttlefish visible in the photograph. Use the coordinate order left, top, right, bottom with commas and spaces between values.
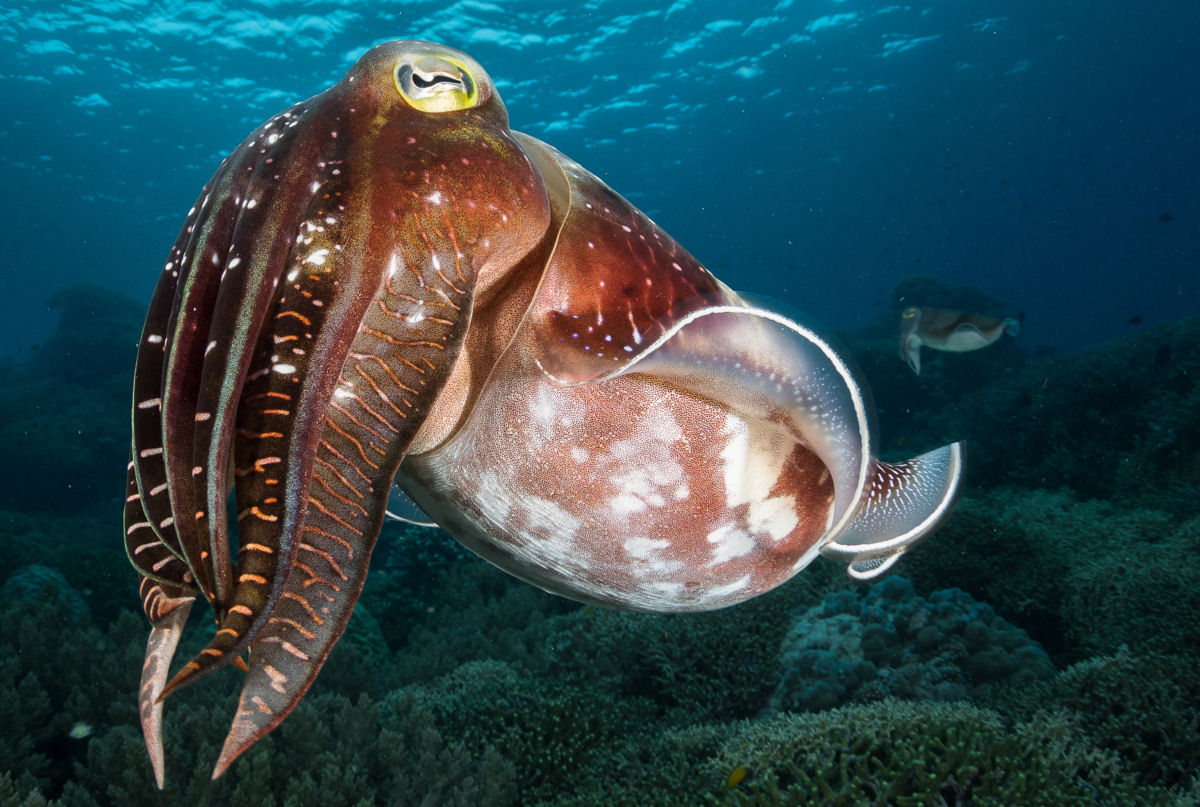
899, 306, 1020, 375
125, 40, 966, 784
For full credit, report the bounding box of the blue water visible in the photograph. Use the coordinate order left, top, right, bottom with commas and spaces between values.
1, 0, 1196, 357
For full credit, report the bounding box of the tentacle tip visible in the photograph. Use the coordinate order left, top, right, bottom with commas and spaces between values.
211, 735, 250, 781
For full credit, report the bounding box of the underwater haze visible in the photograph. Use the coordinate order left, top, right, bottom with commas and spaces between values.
2, 1, 1200, 805
1, 0, 1198, 356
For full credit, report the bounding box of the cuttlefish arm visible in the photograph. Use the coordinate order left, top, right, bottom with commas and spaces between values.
899, 306, 1020, 374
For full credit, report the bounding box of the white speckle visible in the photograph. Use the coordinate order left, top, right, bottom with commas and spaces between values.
333, 386, 354, 400
707, 524, 755, 564
610, 493, 646, 515
622, 536, 684, 579
708, 574, 752, 598
719, 414, 789, 510
146, 334, 163, 344
228, 257, 241, 269
246, 198, 258, 209
569, 447, 588, 464
273, 363, 297, 374
305, 248, 330, 266
427, 190, 443, 205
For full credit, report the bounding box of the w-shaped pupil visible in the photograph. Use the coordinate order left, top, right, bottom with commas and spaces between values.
413, 72, 460, 89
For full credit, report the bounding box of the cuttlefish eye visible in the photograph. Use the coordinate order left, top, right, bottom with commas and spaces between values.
902, 306, 920, 319
394, 55, 478, 112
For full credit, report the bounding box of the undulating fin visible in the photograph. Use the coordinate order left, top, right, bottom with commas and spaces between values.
847, 551, 905, 581
137, 579, 195, 790
384, 483, 439, 528
821, 442, 965, 574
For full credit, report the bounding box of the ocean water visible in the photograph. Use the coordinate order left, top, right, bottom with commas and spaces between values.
1, 1, 1198, 804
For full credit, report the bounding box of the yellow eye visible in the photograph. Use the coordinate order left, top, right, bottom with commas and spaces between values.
902, 307, 919, 319
394, 54, 479, 112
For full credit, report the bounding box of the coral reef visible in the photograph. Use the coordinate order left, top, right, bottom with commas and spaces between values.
899, 488, 1200, 663
768, 576, 1054, 714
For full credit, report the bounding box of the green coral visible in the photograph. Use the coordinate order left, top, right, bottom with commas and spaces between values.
697, 702, 1173, 806
902, 488, 1200, 662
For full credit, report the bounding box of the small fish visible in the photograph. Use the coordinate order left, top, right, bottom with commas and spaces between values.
726, 766, 748, 787
68, 722, 93, 740
899, 306, 1020, 375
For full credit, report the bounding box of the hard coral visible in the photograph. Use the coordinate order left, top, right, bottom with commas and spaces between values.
769, 577, 1053, 714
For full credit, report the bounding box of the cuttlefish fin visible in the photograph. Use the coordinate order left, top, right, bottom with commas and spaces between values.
821, 441, 965, 578
137, 582, 195, 790
848, 551, 906, 581
383, 483, 440, 529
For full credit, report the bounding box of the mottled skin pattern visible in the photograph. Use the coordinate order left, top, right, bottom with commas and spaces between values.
125, 40, 965, 785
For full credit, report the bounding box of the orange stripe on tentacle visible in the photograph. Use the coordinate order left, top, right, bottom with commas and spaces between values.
301, 525, 356, 559
310, 472, 369, 517
280, 591, 324, 625
360, 327, 446, 350
329, 400, 392, 442
318, 439, 372, 483
314, 456, 365, 498
307, 495, 365, 536
298, 541, 348, 580
323, 419, 381, 469
275, 310, 312, 326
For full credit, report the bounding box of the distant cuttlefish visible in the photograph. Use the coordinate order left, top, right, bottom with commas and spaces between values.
899, 306, 1020, 375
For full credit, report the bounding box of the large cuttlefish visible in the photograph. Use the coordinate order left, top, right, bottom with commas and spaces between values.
899, 306, 1020, 375
124, 40, 964, 784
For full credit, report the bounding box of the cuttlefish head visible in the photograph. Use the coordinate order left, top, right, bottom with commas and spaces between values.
899, 306, 1020, 375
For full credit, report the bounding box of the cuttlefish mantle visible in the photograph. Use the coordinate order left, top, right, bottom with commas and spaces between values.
899, 306, 1020, 375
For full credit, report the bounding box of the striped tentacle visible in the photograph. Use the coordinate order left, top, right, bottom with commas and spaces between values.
130, 164, 232, 604
135, 576, 195, 790
155, 99, 377, 699
211, 231, 477, 774
184, 98, 343, 616
124, 457, 199, 592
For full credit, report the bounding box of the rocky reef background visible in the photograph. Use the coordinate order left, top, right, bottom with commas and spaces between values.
1, 280, 1198, 806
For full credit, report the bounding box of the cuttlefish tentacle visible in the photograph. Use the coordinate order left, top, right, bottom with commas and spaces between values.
136, 578, 195, 790
899, 306, 1020, 375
